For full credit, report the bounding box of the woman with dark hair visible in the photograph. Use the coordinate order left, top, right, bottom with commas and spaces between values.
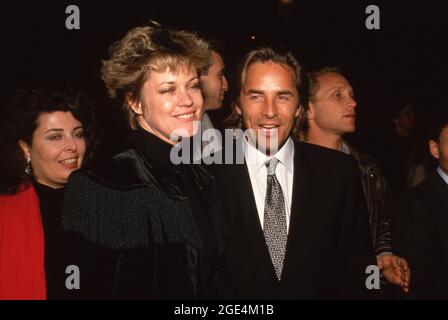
61, 24, 226, 299
0, 86, 98, 299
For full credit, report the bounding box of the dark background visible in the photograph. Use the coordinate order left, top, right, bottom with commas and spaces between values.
1, 0, 446, 157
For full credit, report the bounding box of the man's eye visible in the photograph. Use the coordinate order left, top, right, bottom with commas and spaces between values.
278, 95, 290, 101
189, 84, 201, 91
249, 95, 262, 100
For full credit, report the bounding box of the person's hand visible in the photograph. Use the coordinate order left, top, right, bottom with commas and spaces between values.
377, 254, 410, 292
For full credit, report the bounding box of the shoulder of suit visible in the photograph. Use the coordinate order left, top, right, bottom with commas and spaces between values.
293, 142, 361, 186
398, 178, 442, 223
406, 172, 444, 202
295, 141, 357, 166
399, 174, 441, 215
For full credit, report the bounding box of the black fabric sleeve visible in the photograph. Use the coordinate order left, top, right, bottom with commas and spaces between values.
337, 160, 378, 299
393, 192, 439, 299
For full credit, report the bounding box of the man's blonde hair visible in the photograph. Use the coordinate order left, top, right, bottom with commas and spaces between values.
224, 47, 303, 134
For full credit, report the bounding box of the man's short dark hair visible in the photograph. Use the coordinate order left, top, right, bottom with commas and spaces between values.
197, 33, 226, 56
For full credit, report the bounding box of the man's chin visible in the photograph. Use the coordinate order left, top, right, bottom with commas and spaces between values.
207, 103, 222, 111
344, 126, 356, 134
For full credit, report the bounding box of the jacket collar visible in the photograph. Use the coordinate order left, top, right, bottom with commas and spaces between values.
428, 170, 448, 208
133, 129, 178, 167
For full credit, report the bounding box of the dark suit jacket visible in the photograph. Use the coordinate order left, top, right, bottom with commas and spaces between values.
393, 171, 448, 299
210, 141, 376, 299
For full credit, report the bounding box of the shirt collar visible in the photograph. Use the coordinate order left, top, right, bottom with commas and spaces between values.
341, 141, 351, 155
243, 137, 294, 175
437, 167, 448, 186
201, 113, 214, 130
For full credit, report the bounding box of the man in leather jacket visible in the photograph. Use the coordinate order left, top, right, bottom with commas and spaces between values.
296, 67, 410, 294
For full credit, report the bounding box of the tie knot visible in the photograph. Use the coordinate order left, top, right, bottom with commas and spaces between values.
265, 157, 279, 176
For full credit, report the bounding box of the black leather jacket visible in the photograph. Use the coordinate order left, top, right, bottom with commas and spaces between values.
346, 143, 393, 255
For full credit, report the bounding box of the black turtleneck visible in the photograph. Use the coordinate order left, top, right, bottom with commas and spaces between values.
132, 129, 218, 259
32, 180, 79, 299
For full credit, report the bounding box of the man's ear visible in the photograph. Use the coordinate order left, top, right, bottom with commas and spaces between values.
429, 140, 440, 160
18, 140, 31, 158
306, 102, 315, 120
235, 101, 243, 116
126, 92, 143, 115
294, 104, 301, 118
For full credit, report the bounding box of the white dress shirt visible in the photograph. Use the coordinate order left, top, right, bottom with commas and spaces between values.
243, 137, 294, 232
437, 167, 448, 185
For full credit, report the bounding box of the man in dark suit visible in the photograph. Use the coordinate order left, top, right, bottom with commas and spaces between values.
210, 47, 376, 299
393, 111, 448, 299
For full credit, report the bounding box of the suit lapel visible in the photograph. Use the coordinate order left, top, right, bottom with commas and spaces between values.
282, 143, 310, 279
225, 159, 280, 285
230, 163, 261, 231
429, 172, 448, 214
281, 143, 335, 296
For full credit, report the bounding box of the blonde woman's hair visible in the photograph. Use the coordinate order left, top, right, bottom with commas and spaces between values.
101, 23, 211, 129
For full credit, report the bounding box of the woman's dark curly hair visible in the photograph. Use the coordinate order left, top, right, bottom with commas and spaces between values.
0, 85, 99, 195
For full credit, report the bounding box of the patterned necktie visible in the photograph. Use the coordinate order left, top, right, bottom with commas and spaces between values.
263, 157, 288, 281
